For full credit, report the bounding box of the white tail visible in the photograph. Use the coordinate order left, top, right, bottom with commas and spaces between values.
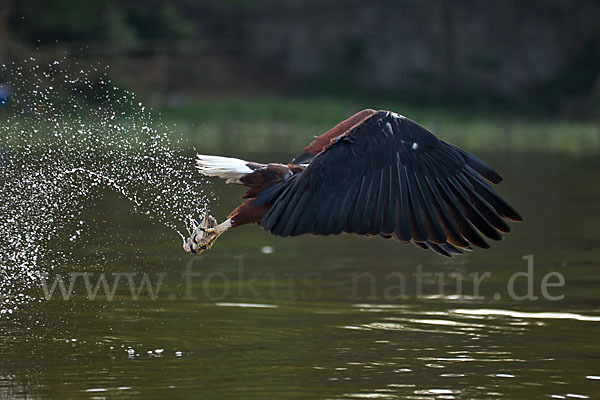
196, 154, 254, 184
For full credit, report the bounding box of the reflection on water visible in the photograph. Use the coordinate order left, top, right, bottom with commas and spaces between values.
215, 302, 279, 308
453, 308, 600, 322
0, 152, 599, 399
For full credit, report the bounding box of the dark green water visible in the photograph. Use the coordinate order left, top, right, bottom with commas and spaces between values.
1, 152, 599, 399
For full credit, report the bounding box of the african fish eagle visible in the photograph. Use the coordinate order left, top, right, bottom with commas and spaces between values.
183, 109, 522, 257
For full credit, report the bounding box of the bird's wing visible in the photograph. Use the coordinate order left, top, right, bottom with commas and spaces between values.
290, 109, 377, 165
259, 110, 522, 256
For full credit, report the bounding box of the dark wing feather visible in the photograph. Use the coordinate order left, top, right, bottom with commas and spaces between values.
261, 111, 522, 256
393, 159, 411, 242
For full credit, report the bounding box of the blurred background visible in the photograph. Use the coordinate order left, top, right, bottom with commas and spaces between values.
2, 2, 600, 398
0, 0, 598, 154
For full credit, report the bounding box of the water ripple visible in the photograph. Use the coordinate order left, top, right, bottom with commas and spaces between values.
453, 309, 600, 322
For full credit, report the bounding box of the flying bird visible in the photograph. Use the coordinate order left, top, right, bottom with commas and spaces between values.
184, 109, 522, 257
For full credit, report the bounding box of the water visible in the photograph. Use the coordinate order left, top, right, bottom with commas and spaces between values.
1, 143, 600, 398
0, 59, 212, 316
1, 60, 600, 399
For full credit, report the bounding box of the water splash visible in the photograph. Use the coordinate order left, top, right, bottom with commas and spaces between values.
0, 57, 212, 316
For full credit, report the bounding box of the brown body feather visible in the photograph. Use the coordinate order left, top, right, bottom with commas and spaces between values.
227, 199, 270, 227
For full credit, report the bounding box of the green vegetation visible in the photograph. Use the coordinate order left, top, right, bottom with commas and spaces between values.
160, 96, 600, 156
2, 95, 597, 156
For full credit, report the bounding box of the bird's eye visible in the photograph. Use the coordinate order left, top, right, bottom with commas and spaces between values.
200, 245, 206, 250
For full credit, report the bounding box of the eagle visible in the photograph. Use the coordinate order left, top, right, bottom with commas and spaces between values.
183, 109, 522, 257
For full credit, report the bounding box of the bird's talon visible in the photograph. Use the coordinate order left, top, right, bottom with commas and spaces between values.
183, 214, 219, 254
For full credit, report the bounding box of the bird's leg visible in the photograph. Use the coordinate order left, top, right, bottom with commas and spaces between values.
183, 214, 232, 254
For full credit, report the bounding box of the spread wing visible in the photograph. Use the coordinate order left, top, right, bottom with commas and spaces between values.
290, 109, 377, 165
258, 110, 522, 257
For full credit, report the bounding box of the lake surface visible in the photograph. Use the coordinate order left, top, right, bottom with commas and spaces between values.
1, 152, 599, 399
